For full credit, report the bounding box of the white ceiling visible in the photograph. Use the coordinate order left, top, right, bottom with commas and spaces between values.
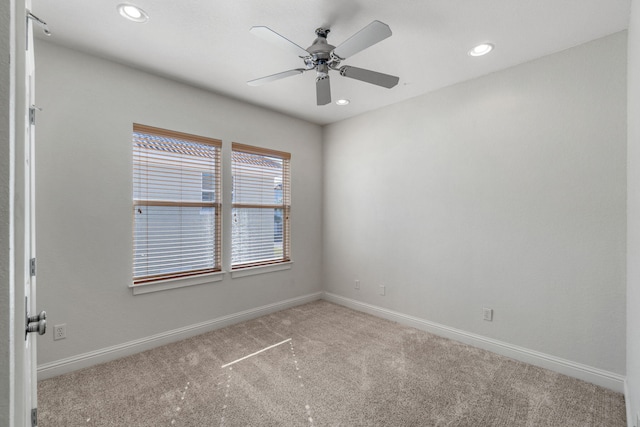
31, 0, 631, 125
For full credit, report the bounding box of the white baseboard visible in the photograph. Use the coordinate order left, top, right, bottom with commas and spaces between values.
37, 292, 323, 380
39, 290, 626, 394
322, 292, 625, 393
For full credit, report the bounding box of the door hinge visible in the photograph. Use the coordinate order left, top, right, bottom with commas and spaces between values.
27, 12, 51, 37
31, 408, 37, 427
29, 106, 41, 126
30, 258, 36, 277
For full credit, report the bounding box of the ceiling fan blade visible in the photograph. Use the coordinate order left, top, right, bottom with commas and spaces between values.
316, 76, 331, 106
250, 26, 310, 58
332, 20, 392, 59
247, 69, 306, 86
339, 66, 399, 88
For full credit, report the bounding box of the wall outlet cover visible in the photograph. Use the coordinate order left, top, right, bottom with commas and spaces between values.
54, 324, 67, 340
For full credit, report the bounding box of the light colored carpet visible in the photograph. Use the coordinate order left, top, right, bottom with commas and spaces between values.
38, 300, 626, 426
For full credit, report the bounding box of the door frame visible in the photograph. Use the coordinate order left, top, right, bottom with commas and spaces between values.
0, 0, 13, 422
1, 0, 36, 425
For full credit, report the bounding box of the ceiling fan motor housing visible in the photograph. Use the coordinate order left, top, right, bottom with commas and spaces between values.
307, 28, 340, 79
307, 29, 335, 62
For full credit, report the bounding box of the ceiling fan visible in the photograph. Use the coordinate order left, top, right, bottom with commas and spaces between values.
247, 20, 400, 106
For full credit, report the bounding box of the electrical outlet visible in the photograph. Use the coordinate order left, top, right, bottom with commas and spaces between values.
379, 285, 385, 296
54, 324, 66, 340
355, 279, 360, 290
483, 308, 493, 322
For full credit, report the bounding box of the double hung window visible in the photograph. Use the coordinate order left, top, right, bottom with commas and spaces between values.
231, 143, 291, 269
131, 125, 291, 286
132, 124, 221, 284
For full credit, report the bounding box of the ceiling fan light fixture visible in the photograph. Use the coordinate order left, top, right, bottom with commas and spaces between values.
336, 99, 350, 106
468, 43, 494, 57
117, 4, 149, 23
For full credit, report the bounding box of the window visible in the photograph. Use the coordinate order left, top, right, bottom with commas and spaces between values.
231, 143, 291, 269
132, 124, 221, 284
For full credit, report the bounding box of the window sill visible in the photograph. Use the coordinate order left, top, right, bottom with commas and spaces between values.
130, 271, 225, 295
231, 261, 293, 279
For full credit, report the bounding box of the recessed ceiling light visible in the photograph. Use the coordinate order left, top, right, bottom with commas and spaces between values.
117, 4, 149, 23
336, 99, 350, 106
468, 43, 494, 57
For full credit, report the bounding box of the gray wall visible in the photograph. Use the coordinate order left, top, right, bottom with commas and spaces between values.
34, 40, 323, 365
323, 32, 627, 374
34, 30, 629, 392
628, 0, 640, 422
0, 0, 13, 423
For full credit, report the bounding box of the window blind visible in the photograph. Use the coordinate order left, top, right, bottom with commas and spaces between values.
133, 124, 221, 284
231, 143, 291, 269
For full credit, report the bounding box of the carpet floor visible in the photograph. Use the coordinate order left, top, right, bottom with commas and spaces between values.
38, 300, 626, 426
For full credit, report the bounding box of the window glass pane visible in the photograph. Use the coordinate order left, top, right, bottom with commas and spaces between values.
232, 151, 283, 205
134, 205, 216, 280
201, 171, 215, 207
133, 132, 218, 203
232, 207, 284, 265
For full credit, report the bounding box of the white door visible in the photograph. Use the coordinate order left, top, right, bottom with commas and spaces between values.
15, 0, 43, 425
25, 0, 39, 420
